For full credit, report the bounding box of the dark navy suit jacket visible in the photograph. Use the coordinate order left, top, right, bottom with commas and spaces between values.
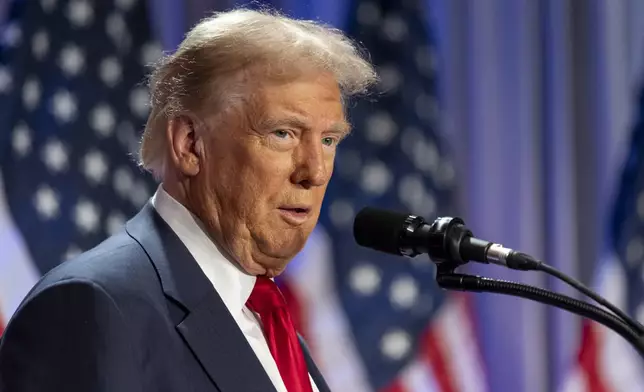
0, 203, 330, 392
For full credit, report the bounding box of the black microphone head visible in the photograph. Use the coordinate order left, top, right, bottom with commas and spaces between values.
353, 207, 412, 255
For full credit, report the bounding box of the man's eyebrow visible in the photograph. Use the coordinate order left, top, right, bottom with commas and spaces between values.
331, 121, 352, 136
259, 115, 352, 136
259, 115, 310, 130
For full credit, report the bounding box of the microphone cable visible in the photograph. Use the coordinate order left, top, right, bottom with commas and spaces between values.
507, 251, 644, 335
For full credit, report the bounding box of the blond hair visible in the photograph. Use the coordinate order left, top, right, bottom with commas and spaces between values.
138, 7, 378, 179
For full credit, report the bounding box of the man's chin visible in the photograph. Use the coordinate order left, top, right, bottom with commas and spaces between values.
263, 265, 287, 278
236, 245, 294, 277
248, 229, 312, 274
239, 258, 288, 278
260, 251, 295, 274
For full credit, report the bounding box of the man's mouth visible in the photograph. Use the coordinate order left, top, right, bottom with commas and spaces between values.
278, 206, 311, 225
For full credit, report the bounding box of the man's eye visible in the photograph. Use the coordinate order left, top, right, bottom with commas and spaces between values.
322, 137, 336, 146
273, 130, 290, 138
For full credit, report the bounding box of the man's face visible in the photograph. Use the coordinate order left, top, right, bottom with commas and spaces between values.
188, 71, 348, 277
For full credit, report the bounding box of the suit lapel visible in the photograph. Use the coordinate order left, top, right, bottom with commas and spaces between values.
126, 204, 276, 392
299, 336, 331, 392
177, 290, 277, 392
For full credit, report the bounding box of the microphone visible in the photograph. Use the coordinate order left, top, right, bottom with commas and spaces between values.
353, 207, 539, 271
353, 207, 644, 358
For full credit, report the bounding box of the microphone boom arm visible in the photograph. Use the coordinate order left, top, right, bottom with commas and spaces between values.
435, 268, 644, 359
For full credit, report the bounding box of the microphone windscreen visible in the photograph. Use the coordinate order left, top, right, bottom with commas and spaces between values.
353, 207, 410, 255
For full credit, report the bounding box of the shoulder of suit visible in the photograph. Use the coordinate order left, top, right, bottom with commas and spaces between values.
25, 230, 162, 309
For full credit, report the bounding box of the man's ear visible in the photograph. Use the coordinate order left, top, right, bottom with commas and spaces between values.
166, 115, 201, 177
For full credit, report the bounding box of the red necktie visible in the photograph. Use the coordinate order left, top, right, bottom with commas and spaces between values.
246, 276, 314, 392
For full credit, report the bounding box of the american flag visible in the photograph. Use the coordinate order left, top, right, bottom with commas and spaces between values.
278, 0, 488, 390
560, 77, 644, 391
0, 0, 488, 390
0, 0, 160, 331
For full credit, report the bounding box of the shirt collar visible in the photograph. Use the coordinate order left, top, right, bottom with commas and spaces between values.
150, 185, 256, 320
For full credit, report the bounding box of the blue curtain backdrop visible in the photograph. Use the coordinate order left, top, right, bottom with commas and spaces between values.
134, 0, 644, 390
428, 2, 644, 391
2, 0, 642, 390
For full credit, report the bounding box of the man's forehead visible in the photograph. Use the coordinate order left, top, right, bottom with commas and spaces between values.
239, 71, 348, 129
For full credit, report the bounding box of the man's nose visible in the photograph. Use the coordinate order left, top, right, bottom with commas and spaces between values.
291, 140, 329, 189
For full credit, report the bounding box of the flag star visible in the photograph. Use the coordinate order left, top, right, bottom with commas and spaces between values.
114, 167, 134, 198
399, 174, 425, 199
626, 237, 644, 267
106, 13, 132, 53
82, 150, 109, 184
51, 89, 78, 123
131, 180, 150, 207
106, 211, 127, 235
116, 121, 138, 153
399, 174, 436, 217
74, 200, 101, 234
349, 263, 381, 296
380, 329, 411, 361
40, 0, 58, 12
365, 111, 398, 144
33, 185, 60, 220
401, 126, 424, 156
129, 87, 150, 118
42, 139, 69, 173
360, 160, 392, 195
59, 44, 85, 77
22, 78, 42, 111
115, 0, 137, 10
100, 57, 122, 87
415, 93, 439, 122
389, 275, 419, 309
357, 1, 381, 26
12, 123, 32, 157
0, 66, 13, 94
382, 14, 408, 42
412, 138, 439, 173
377, 64, 403, 93
329, 200, 355, 227
90, 104, 116, 136
436, 161, 455, 188
67, 0, 94, 28
31, 30, 50, 60
2, 22, 22, 48
63, 245, 82, 261
140, 41, 163, 66
411, 291, 435, 316
421, 192, 436, 217
106, 12, 126, 36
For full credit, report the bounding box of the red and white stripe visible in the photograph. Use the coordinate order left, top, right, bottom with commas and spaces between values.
559, 255, 644, 392
0, 172, 40, 334
282, 226, 488, 392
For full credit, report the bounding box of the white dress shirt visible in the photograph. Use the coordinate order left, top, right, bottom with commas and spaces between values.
151, 186, 319, 392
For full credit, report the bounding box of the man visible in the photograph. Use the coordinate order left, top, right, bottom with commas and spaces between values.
0, 8, 377, 392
